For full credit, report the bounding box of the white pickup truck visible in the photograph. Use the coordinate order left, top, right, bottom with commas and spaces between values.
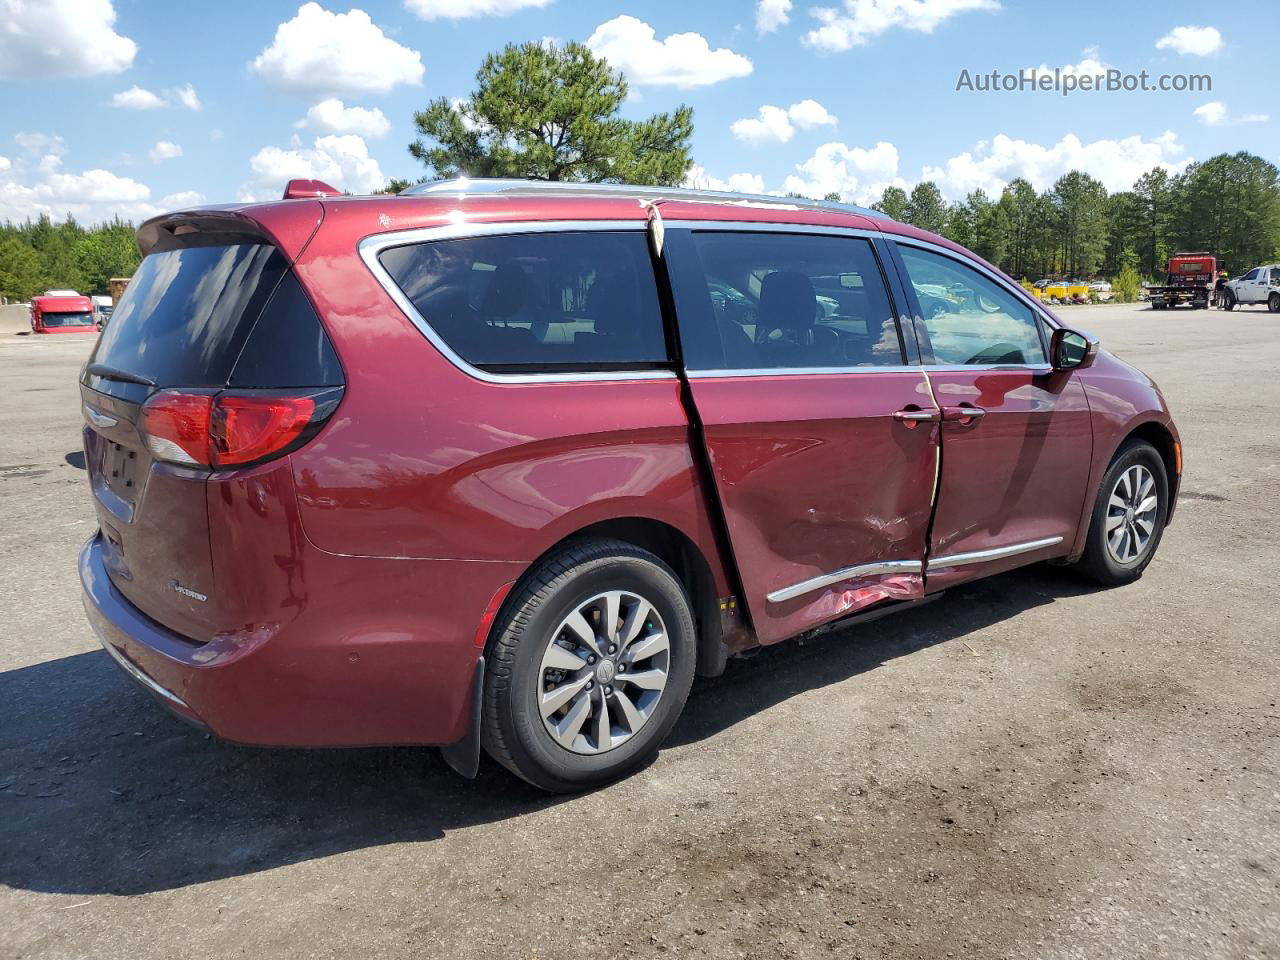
1223, 264, 1280, 311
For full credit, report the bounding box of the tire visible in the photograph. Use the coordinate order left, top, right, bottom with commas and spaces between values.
481, 537, 697, 792
1223, 290, 1237, 311
1074, 440, 1169, 586
1270, 293, 1280, 313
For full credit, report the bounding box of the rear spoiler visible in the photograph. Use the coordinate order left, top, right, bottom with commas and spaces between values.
136, 202, 325, 262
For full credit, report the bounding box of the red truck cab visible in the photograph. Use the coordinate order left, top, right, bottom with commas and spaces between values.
31, 294, 97, 333
1150, 252, 1217, 310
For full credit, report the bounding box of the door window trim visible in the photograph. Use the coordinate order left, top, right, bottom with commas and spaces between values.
662, 222, 913, 376
359, 219, 678, 385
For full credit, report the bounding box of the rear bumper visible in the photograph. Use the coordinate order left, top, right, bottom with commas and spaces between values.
80, 534, 208, 729
79, 531, 507, 747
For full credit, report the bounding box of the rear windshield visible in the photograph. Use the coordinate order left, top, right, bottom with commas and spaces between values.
40, 311, 94, 327
377, 231, 668, 371
89, 244, 287, 387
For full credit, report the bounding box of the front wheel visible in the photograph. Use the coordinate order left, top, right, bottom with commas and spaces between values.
1270, 293, 1280, 313
481, 538, 696, 792
1223, 290, 1237, 311
1074, 441, 1169, 586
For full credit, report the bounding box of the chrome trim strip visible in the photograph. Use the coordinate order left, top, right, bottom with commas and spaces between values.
358, 220, 678, 386
687, 365, 925, 378
928, 536, 1064, 569
666, 220, 882, 241
766, 559, 923, 604
83, 404, 117, 429
89, 622, 190, 709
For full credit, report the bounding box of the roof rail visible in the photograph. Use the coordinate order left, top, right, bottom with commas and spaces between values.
399, 177, 887, 219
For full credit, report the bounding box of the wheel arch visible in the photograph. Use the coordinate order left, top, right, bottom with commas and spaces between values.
1121, 420, 1180, 524
493, 517, 734, 679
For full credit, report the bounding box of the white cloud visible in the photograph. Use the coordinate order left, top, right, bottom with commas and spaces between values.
242, 134, 385, 200
404, 0, 553, 19
586, 15, 752, 89
756, 0, 792, 33
14, 132, 67, 158
1156, 25, 1222, 56
0, 0, 136, 78
1193, 101, 1268, 127
297, 98, 392, 139
252, 2, 425, 98
683, 165, 766, 195
150, 141, 183, 163
731, 99, 838, 145
170, 83, 202, 111
1028, 45, 1109, 79
921, 131, 1190, 199
0, 151, 160, 225
781, 141, 904, 204
160, 191, 206, 209
805, 0, 999, 52
111, 85, 166, 110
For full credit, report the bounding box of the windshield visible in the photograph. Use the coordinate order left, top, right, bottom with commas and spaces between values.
41, 311, 94, 327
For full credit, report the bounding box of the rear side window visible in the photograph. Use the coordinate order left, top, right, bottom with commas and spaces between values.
377, 231, 668, 372
671, 232, 904, 371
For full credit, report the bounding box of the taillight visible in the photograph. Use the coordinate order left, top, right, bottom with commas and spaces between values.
140, 388, 340, 469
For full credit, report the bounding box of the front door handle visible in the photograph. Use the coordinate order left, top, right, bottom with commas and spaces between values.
894, 407, 941, 424
941, 404, 986, 423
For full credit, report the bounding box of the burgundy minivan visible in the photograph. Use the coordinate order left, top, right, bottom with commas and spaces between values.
80, 179, 1180, 791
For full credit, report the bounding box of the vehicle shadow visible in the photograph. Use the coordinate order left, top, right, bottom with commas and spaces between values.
0, 565, 1098, 896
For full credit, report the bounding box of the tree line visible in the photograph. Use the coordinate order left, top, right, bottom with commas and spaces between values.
867, 151, 1280, 282
0, 216, 141, 302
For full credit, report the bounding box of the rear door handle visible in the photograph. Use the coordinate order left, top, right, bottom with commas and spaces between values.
941, 404, 986, 423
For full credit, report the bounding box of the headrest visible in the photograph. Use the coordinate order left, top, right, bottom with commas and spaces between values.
759, 271, 817, 332
480, 262, 529, 319
587, 272, 639, 338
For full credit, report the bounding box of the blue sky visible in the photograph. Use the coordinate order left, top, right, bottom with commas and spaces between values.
0, 0, 1274, 225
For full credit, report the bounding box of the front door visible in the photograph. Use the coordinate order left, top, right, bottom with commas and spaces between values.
889, 241, 1093, 592
664, 228, 940, 644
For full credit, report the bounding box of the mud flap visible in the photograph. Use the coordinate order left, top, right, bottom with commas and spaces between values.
439, 656, 484, 779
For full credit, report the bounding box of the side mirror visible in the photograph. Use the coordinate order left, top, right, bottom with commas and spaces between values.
1050, 327, 1098, 371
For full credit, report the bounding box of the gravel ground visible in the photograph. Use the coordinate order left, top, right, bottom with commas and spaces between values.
1, 301, 1277, 960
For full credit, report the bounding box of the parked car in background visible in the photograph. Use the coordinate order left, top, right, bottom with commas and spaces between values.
1221, 264, 1280, 311
78, 179, 1181, 792
31, 293, 97, 333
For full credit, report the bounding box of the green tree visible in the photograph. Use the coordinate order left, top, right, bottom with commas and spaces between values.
872, 186, 908, 220
0, 236, 42, 301
999, 178, 1038, 279
1168, 151, 1280, 275
409, 41, 693, 185
1131, 168, 1172, 279
1049, 172, 1109, 278
942, 199, 976, 249
904, 181, 947, 234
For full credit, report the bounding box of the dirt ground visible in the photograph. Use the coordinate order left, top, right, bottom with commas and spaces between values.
1, 301, 1277, 960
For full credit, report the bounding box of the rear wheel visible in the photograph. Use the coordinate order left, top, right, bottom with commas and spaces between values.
1270, 293, 1280, 313
481, 538, 696, 792
1074, 441, 1169, 586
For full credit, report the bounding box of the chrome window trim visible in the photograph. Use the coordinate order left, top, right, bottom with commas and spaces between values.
687, 365, 925, 378
766, 560, 923, 604
358, 219, 677, 385
928, 535, 1064, 568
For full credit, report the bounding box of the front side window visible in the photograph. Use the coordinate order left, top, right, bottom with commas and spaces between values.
1244, 268, 1261, 281
898, 245, 1047, 366
378, 231, 668, 372
676, 232, 904, 370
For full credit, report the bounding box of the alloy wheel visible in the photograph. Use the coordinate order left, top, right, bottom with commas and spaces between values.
1105, 464, 1159, 564
537, 590, 670, 755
